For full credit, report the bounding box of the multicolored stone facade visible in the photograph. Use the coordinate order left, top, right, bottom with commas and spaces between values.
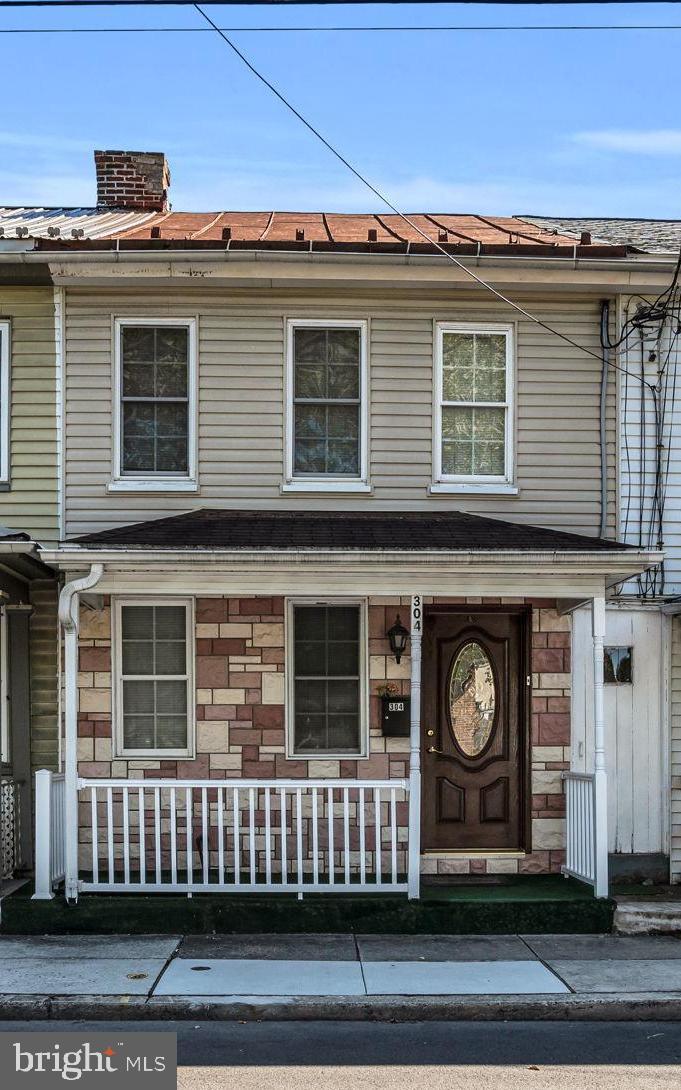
75, 595, 569, 876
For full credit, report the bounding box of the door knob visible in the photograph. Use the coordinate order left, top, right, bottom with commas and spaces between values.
428, 746, 446, 755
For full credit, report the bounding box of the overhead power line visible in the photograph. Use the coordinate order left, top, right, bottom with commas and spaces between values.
191, 0, 657, 381
3, 22, 681, 31
1, 0, 681, 6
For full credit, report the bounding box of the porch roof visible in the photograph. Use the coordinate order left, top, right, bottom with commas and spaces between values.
68, 508, 633, 553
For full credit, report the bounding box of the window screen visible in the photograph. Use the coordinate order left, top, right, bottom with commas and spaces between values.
292, 604, 362, 754
119, 603, 190, 752
292, 327, 361, 477
440, 329, 510, 478
120, 325, 189, 475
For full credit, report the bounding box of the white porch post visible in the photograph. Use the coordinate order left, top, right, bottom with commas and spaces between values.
59, 564, 103, 903
408, 594, 423, 899
32, 769, 55, 899
592, 594, 609, 898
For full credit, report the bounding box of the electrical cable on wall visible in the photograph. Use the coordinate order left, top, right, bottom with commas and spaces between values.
611, 278, 681, 598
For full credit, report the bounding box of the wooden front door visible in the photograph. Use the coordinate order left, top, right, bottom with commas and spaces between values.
422, 610, 528, 852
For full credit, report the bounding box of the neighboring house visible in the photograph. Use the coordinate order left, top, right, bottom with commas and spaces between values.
5, 151, 673, 904
525, 216, 681, 884
0, 273, 60, 879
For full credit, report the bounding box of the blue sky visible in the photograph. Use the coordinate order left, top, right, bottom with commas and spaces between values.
2, 2, 681, 215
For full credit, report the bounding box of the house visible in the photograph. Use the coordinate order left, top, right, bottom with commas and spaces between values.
0, 272, 60, 882
2, 151, 671, 905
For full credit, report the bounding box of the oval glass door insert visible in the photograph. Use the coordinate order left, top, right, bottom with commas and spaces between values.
448, 641, 496, 756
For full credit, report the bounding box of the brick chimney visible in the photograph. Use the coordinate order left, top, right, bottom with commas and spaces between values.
94, 150, 170, 212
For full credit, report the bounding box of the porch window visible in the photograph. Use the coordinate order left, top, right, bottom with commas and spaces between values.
0, 320, 9, 484
288, 601, 367, 757
114, 599, 194, 757
284, 320, 369, 492
434, 322, 514, 490
112, 319, 197, 491
604, 646, 633, 684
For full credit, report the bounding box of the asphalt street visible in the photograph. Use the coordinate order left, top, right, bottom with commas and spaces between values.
2, 1018, 681, 1088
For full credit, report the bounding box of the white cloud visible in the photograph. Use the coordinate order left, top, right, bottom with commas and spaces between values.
572, 129, 681, 154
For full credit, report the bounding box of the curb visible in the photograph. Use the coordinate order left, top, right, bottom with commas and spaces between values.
2, 992, 681, 1022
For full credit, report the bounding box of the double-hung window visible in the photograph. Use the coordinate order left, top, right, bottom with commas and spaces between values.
114, 599, 194, 757
434, 322, 514, 491
288, 601, 367, 757
113, 318, 197, 490
0, 320, 10, 485
285, 320, 368, 491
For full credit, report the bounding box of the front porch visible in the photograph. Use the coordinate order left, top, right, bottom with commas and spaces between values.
35, 509, 660, 906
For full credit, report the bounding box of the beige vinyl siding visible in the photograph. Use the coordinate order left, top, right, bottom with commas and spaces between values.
0, 287, 59, 543
63, 288, 616, 538
29, 578, 59, 772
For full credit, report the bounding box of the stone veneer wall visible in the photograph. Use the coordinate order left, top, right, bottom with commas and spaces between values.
75, 595, 569, 876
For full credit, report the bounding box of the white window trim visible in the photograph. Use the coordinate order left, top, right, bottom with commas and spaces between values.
284, 318, 369, 491
433, 321, 515, 492
111, 317, 198, 491
285, 596, 369, 760
112, 596, 195, 759
0, 320, 10, 485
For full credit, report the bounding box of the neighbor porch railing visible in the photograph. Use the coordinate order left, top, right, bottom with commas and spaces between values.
32, 770, 66, 898
562, 771, 596, 887
75, 778, 409, 897
1, 775, 19, 881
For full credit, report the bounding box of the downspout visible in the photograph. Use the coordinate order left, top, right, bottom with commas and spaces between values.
599, 301, 610, 539
59, 564, 103, 902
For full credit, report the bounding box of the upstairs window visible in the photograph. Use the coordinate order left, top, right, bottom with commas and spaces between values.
0, 320, 9, 484
114, 318, 196, 488
285, 320, 368, 490
435, 323, 514, 487
288, 601, 367, 757
114, 599, 194, 757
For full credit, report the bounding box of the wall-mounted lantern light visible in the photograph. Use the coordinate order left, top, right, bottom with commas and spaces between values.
386, 614, 410, 664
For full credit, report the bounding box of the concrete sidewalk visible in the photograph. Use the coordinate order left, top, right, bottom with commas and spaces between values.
2, 933, 681, 1021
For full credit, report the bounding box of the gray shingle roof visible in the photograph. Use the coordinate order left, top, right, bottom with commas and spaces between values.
70, 509, 631, 552
520, 216, 681, 255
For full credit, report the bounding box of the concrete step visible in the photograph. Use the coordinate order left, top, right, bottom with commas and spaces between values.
614, 899, 681, 935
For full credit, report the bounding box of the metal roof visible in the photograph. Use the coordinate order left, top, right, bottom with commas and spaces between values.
0, 207, 158, 240
0, 207, 616, 253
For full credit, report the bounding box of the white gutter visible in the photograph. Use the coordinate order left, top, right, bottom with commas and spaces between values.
41, 546, 663, 573
59, 563, 103, 902
0, 246, 677, 276
0, 540, 41, 555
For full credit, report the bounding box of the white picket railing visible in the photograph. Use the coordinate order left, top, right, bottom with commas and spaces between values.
562, 771, 596, 886
78, 778, 409, 897
32, 770, 66, 899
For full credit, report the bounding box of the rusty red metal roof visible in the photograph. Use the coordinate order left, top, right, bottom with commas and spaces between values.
114, 211, 582, 247
0, 207, 631, 257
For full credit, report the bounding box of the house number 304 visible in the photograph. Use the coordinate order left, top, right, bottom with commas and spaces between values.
411, 595, 422, 634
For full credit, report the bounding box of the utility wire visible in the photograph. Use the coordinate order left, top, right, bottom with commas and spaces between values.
192, 0, 657, 382
4, 23, 681, 31
3, 0, 681, 6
